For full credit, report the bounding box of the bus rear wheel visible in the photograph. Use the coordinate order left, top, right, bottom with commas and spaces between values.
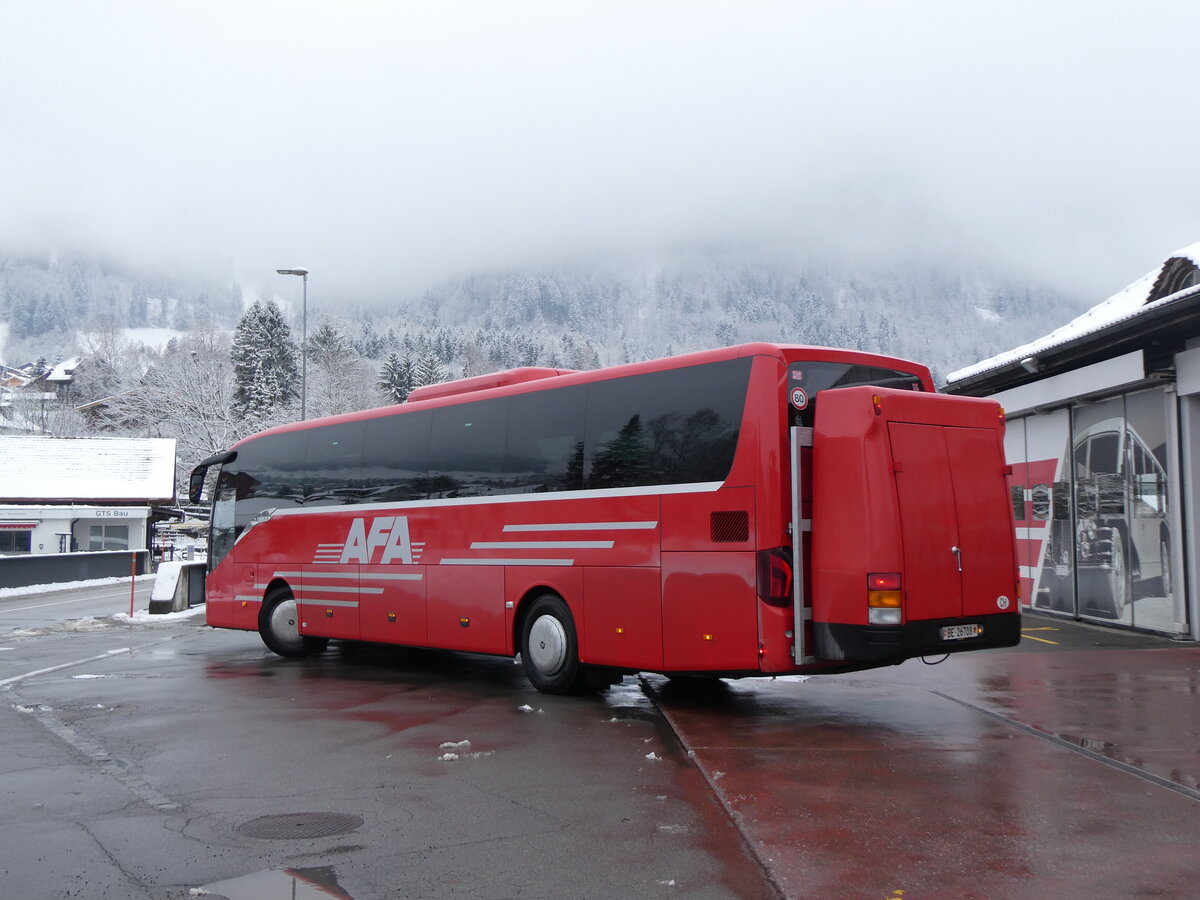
520, 594, 585, 694
259, 587, 329, 658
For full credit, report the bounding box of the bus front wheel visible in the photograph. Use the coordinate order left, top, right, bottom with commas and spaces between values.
520, 594, 585, 694
259, 587, 329, 658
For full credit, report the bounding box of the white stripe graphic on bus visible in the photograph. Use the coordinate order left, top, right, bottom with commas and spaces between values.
502, 521, 658, 532
295, 598, 360, 608
469, 541, 614, 550
270, 570, 424, 581
439, 558, 575, 566
258, 583, 382, 595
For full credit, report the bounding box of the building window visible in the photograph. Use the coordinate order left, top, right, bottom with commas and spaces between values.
88, 525, 129, 551
0, 530, 32, 554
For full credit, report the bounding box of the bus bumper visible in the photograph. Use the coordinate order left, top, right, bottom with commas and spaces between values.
813, 613, 1022, 663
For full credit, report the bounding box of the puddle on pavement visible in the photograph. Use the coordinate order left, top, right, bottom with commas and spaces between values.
195, 866, 351, 899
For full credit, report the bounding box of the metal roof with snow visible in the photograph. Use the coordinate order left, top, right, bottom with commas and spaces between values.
946, 241, 1200, 394
0, 436, 176, 503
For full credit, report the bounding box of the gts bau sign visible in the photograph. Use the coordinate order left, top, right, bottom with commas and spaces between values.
338, 516, 415, 565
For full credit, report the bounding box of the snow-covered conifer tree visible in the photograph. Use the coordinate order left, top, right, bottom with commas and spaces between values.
414, 350, 447, 387
377, 351, 415, 403
231, 299, 299, 419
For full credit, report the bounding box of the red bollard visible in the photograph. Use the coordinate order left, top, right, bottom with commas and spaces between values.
130, 551, 137, 618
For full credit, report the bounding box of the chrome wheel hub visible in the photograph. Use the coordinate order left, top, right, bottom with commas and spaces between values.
528, 614, 567, 675
269, 598, 302, 647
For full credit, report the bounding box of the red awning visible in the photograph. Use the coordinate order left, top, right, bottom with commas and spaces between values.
0, 522, 36, 530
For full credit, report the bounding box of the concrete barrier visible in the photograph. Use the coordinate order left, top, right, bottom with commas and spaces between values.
148, 561, 207, 614
0, 550, 150, 590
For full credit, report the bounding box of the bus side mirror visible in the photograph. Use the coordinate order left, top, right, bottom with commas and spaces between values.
189, 450, 237, 504
188, 468, 207, 504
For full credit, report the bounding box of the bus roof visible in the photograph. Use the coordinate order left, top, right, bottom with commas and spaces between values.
232, 342, 932, 448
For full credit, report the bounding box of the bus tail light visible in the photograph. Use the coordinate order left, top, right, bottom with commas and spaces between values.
868, 572, 902, 624
757, 548, 793, 607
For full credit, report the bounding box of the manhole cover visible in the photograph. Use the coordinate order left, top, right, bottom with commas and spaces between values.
236, 812, 363, 840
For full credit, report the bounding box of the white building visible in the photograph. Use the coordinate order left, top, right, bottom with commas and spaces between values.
0, 436, 176, 556
946, 241, 1200, 638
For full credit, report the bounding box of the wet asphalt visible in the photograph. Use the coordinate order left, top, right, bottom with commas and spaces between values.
2, 593, 1199, 899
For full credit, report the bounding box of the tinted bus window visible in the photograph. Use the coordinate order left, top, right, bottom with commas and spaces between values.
306, 422, 365, 506
585, 358, 750, 488
505, 384, 587, 493
427, 397, 511, 497
787, 361, 922, 426
362, 410, 432, 502
209, 464, 239, 568
235, 430, 306, 511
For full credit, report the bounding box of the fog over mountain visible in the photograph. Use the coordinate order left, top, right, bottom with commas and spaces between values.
1, 3, 1197, 311
0, 244, 1084, 389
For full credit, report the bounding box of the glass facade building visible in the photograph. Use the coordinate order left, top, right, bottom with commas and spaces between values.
1004, 381, 1183, 634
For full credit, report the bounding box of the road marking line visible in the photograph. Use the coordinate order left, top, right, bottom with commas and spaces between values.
0, 648, 132, 689
1, 595, 126, 614
1, 584, 151, 615
1023, 626, 1060, 632
1021, 634, 1059, 645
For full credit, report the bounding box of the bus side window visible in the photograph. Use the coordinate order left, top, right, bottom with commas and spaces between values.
427, 398, 511, 497
305, 422, 365, 506
362, 411, 432, 502
506, 385, 587, 493
236, 431, 306, 512
584, 359, 748, 489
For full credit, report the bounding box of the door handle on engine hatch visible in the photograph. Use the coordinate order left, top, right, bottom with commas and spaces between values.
951, 545, 962, 572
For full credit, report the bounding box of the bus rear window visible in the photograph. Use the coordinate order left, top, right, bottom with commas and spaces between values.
787, 361, 923, 426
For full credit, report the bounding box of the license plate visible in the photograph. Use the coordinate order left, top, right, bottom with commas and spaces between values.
940, 623, 981, 641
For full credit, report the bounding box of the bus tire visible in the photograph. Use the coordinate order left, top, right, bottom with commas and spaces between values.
520, 594, 584, 694
259, 587, 329, 658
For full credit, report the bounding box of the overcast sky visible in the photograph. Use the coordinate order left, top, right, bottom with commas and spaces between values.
2, 1, 1198, 305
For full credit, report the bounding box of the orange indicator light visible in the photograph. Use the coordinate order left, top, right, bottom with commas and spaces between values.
867, 573, 903, 608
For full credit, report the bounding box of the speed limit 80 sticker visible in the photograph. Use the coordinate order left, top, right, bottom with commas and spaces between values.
790, 387, 809, 410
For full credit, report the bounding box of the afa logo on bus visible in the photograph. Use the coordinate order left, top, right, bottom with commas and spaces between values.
337, 516, 419, 565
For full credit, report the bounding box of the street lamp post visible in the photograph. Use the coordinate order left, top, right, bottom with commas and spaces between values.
276, 267, 309, 420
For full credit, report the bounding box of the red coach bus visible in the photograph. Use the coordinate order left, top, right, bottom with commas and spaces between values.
189, 342, 1020, 693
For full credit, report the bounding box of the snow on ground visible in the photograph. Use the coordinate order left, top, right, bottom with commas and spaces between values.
0, 574, 155, 600
4, 604, 205, 639
113, 604, 206, 625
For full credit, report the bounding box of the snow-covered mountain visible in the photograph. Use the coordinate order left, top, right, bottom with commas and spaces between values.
0, 246, 1088, 387
371, 249, 1086, 385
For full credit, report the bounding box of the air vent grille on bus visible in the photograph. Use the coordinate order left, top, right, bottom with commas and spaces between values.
710, 511, 750, 543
